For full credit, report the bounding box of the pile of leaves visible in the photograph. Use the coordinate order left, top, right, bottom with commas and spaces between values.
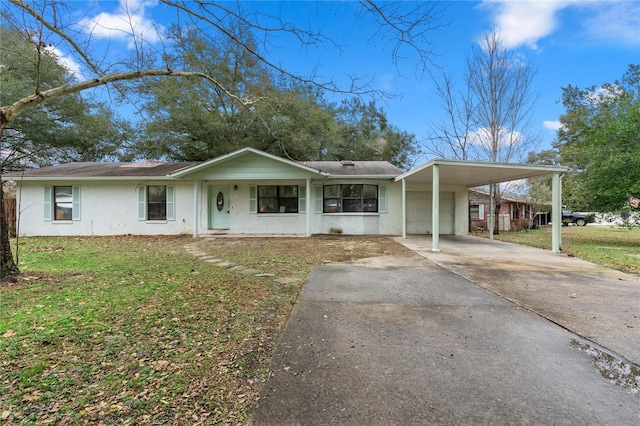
0, 235, 409, 424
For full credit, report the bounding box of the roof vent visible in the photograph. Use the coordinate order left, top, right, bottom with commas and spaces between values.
341, 161, 355, 167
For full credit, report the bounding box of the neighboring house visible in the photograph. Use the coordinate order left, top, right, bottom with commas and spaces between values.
4, 148, 568, 251
469, 188, 548, 231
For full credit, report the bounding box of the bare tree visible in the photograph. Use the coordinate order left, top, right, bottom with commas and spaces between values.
424, 73, 475, 160
0, 0, 447, 280
425, 28, 540, 233
468, 30, 539, 163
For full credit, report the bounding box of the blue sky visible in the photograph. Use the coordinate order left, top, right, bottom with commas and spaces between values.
51, 1, 640, 160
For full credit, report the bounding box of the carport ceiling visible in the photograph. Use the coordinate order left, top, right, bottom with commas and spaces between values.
395, 159, 568, 187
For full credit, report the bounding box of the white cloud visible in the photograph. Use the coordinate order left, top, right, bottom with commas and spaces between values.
79, 0, 162, 48
480, 0, 639, 50
581, 1, 640, 46
543, 120, 562, 131
480, 0, 572, 50
46, 46, 83, 78
378, 74, 395, 92
468, 126, 524, 150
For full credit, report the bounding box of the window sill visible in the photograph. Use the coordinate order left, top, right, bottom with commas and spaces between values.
143, 220, 169, 224
256, 213, 301, 217
321, 212, 380, 216
51, 220, 74, 224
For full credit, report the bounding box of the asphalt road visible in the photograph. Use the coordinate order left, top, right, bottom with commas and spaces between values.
249, 252, 639, 425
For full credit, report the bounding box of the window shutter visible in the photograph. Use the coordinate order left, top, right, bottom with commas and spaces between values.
299, 185, 306, 213
378, 185, 387, 213
166, 185, 175, 220
138, 186, 146, 220
249, 185, 257, 213
479, 204, 485, 220
314, 185, 323, 213
44, 186, 52, 221
72, 186, 81, 221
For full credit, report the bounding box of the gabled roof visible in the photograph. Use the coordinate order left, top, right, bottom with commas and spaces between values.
4, 161, 198, 181
302, 161, 404, 178
169, 147, 328, 178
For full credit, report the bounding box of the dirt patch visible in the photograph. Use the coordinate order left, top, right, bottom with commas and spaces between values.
190, 235, 412, 281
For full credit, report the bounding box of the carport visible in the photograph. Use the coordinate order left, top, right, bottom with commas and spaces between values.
394, 159, 568, 252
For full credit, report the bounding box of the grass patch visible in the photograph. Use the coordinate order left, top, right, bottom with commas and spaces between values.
1, 235, 410, 424
480, 226, 640, 276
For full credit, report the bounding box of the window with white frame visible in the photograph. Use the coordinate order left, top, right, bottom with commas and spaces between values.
470, 205, 480, 220
258, 185, 298, 213
54, 186, 73, 220
147, 185, 168, 220
138, 185, 175, 221
322, 184, 378, 213
470, 204, 484, 220
44, 185, 80, 221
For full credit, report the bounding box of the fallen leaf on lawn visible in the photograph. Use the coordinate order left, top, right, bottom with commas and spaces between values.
23, 391, 42, 402
2, 330, 16, 338
152, 360, 171, 370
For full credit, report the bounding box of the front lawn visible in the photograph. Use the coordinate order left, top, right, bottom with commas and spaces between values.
1, 235, 409, 425
480, 226, 640, 276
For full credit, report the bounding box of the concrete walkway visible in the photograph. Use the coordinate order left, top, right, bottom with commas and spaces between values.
250, 236, 640, 425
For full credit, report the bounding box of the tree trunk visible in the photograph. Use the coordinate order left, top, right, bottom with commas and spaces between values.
0, 171, 19, 282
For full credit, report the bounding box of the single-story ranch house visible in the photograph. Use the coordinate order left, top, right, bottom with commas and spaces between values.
4, 147, 568, 252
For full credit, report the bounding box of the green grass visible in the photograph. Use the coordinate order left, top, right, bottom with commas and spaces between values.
0, 235, 408, 425
480, 226, 640, 276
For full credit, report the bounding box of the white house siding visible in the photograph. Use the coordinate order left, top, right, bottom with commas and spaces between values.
205, 180, 309, 235
309, 180, 403, 235
197, 179, 403, 236
17, 180, 194, 236
16, 178, 464, 237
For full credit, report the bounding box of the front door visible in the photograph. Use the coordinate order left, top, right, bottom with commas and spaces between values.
209, 185, 230, 229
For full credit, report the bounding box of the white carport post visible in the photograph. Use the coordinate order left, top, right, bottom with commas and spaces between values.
193, 180, 200, 237
551, 173, 562, 253
431, 164, 440, 252
402, 178, 407, 239
488, 183, 494, 240
305, 178, 312, 236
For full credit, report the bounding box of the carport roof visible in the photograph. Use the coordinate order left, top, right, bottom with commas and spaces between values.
395, 159, 568, 187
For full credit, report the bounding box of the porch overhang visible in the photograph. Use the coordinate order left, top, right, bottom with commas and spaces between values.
395, 159, 567, 187
394, 159, 569, 253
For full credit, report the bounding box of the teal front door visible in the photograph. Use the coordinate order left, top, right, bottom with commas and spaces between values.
209, 185, 230, 229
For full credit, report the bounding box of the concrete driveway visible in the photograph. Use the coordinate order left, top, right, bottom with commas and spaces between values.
250, 236, 639, 425
399, 235, 640, 366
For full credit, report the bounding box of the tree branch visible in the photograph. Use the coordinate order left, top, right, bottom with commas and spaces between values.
0, 69, 259, 128
8, 0, 103, 76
